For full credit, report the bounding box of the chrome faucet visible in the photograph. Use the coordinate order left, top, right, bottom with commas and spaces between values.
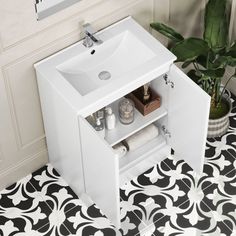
82, 23, 103, 48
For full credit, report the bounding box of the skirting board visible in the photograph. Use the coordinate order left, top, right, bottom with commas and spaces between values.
0, 149, 48, 191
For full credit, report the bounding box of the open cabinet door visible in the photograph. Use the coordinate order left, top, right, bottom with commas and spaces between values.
168, 65, 210, 174
79, 117, 120, 228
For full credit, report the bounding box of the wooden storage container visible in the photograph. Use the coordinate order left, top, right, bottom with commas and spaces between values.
126, 89, 161, 116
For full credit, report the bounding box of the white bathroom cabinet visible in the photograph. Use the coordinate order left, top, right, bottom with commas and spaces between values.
35, 17, 210, 229
78, 65, 210, 228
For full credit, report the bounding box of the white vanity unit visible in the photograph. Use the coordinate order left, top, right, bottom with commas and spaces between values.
35, 16, 210, 228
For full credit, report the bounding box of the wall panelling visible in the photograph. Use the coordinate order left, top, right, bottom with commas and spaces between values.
0, 0, 154, 190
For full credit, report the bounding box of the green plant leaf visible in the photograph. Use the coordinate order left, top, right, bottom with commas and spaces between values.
181, 61, 192, 69
198, 75, 212, 82
226, 41, 236, 58
213, 56, 229, 68
150, 23, 184, 43
171, 38, 209, 62
196, 53, 218, 69
200, 68, 225, 77
196, 55, 207, 68
203, 0, 228, 52
194, 50, 228, 70
187, 69, 201, 84
226, 57, 236, 67
215, 53, 236, 67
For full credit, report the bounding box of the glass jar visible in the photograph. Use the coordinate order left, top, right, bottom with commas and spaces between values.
119, 98, 135, 124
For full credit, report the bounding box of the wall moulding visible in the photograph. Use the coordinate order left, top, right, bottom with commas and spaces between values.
0, 148, 48, 190
0, 145, 47, 175
2, 63, 45, 150
0, 27, 87, 152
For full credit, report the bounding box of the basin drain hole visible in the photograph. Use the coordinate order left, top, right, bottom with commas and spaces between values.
98, 71, 111, 80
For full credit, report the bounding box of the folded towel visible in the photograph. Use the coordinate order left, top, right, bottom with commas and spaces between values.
124, 124, 159, 151
112, 143, 127, 158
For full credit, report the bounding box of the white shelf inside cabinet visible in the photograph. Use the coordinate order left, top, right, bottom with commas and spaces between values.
119, 135, 166, 173
119, 144, 170, 187
105, 98, 167, 147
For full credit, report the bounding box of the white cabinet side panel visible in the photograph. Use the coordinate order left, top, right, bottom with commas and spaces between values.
168, 65, 210, 174
36, 72, 85, 195
79, 117, 120, 228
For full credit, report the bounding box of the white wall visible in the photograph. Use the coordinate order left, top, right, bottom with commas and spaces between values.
0, 0, 235, 190
0, 0, 155, 190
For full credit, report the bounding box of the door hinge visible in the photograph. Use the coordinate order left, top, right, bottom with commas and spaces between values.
162, 125, 171, 138
163, 74, 174, 88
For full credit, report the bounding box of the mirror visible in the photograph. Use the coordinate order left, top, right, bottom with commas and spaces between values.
35, 0, 81, 20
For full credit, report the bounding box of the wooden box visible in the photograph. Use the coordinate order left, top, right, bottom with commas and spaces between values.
126, 89, 161, 116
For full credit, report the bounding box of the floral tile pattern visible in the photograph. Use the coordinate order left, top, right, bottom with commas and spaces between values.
0, 175, 51, 235
202, 169, 236, 232
120, 160, 191, 231
63, 199, 116, 236
0, 165, 116, 236
29, 164, 79, 213
119, 201, 147, 236
0, 92, 235, 236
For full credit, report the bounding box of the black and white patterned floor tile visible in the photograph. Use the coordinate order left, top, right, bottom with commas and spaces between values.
119, 91, 236, 236
0, 92, 236, 236
0, 174, 52, 236
0, 165, 116, 236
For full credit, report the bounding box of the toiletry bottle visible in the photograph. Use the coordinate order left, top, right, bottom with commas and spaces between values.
105, 107, 116, 130
119, 99, 135, 124
94, 118, 105, 138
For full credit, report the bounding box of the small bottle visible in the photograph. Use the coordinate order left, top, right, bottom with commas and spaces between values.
105, 107, 116, 130
119, 98, 135, 124
94, 118, 105, 138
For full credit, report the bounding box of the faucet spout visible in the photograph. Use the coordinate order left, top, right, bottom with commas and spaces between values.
82, 23, 103, 47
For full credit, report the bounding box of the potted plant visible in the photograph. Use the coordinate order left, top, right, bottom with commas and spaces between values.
150, 0, 236, 138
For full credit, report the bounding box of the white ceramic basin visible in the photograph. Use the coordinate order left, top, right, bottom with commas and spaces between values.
57, 31, 156, 96
35, 16, 176, 114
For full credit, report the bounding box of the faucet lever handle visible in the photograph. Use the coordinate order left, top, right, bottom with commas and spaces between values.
83, 23, 95, 36
82, 23, 103, 46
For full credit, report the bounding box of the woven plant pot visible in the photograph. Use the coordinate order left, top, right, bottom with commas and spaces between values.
207, 95, 232, 138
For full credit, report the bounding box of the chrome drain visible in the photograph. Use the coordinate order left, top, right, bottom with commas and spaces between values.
98, 71, 111, 80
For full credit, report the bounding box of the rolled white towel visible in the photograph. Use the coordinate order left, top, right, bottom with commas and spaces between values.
124, 124, 159, 151
112, 143, 127, 158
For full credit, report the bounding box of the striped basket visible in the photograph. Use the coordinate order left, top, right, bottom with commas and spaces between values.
207, 96, 232, 138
